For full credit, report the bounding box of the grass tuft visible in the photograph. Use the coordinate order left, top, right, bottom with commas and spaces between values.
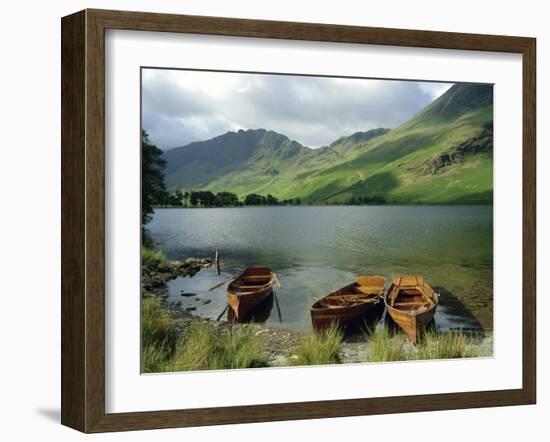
142, 246, 166, 264
166, 323, 269, 371
291, 323, 343, 366
141, 297, 178, 373
367, 327, 480, 362
414, 329, 480, 360
142, 341, 173, 374
367, 327, 408, 362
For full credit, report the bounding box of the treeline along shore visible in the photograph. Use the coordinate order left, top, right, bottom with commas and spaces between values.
154, 189, 386, 208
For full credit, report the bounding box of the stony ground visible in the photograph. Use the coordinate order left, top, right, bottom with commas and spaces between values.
166, 311, 494, 366
142, 256, 213, 298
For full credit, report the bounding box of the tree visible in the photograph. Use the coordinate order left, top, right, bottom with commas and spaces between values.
142, 130, 168, 224
244, 193, 266, 206
190, 190, 216, 207
266, 194, 279, 205
167, 190, 184, 206
215, 191, 240, 207
183, 191, 190, 208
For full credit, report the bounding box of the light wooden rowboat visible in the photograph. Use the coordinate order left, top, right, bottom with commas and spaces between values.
384, 275, 439, 343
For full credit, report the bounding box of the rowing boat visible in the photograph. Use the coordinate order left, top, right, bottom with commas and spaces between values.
227, 267, 274, 321
311, 275, 385, 331
227, 291, 274, 323
384, 275, 439, 343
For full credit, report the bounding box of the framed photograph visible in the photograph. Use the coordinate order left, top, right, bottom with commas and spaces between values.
61, 9, 536, 433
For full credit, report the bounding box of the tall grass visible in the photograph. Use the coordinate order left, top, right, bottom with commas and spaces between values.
367, 327, 408, 362
141, 297, 178, 373
367, 327, 480, 362
291, 324, 343, 366
413, 329, 480, 360
166, 323, 269, 371
142, 341, 173, 373
142, 246, 166, 264
142, 297, 269, 372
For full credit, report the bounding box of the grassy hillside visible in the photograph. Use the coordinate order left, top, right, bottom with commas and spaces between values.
163, 84, 493, 204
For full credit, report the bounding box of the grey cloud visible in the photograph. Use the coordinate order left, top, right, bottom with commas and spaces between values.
142, 69, 452, 150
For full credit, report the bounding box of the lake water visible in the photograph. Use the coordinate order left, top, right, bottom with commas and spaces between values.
147, 206, 493, 333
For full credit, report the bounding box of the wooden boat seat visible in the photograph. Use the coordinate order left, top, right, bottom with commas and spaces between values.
320, 294, 380, 308
237, 284, 270, 289
356, 286, 382, 294
394, 302, 430, 308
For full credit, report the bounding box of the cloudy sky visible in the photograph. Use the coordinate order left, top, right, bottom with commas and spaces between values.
142, 68, 453, 150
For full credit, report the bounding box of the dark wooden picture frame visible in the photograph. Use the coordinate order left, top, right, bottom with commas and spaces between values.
61, 9, 536, 433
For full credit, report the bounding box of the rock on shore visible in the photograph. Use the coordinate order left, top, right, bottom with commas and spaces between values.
141, 256, 213, 298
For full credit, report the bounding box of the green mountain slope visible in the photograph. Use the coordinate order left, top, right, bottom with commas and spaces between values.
164, 129, 308, 189
163, 83, 493, 204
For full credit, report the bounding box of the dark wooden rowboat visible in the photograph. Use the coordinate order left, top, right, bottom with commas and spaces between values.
311, 275, 385, 331
227, 267, 274, 321
384, 275, 439, 343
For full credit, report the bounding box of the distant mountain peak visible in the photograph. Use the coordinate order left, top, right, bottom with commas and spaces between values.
329, 128, 390, 150
410, 83, 493, 124
163, 127, 307, 190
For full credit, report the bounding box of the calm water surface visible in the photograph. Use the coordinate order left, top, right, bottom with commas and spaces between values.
147, 206, 493, 333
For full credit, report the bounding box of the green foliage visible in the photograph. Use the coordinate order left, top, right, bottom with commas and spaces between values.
291, 324, 343, 366
142, 130, 168, 224
244, 193, 266, 206
165, 323, 269, 371
367, 327, 408, 362
141, 298, 269, 373
367, 327, 480, 362
243, 193, 280, 206
215, 191, 240, 207
142, 340, 173, 374
165, 190, 184, 206
141, 246, 166, 264
413, 329, 480, 360
266, 194, 279, 205
163, 85, 494, 205
189, 190, 216, 207
141, 297, 178, 373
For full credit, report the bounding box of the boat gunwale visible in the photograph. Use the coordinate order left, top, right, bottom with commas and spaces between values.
311, 280, 385, 313
227, 269, 274, 298
384, 279, 439, 317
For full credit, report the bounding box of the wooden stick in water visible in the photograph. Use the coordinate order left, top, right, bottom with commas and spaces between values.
215, 248, 221, 275
272, 272, 282, 289
216, 304, 229, 321
273, 292, 283, 323
208, 271, 239, 291
208, 280, 228, 291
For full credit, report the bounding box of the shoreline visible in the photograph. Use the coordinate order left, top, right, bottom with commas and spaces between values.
141, 255, 213, 298
142, 256, 493, 368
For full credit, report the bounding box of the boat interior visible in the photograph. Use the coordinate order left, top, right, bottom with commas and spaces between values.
391, 287, 433, 311
318, 284, 381, 308
230, 274, 273, 293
